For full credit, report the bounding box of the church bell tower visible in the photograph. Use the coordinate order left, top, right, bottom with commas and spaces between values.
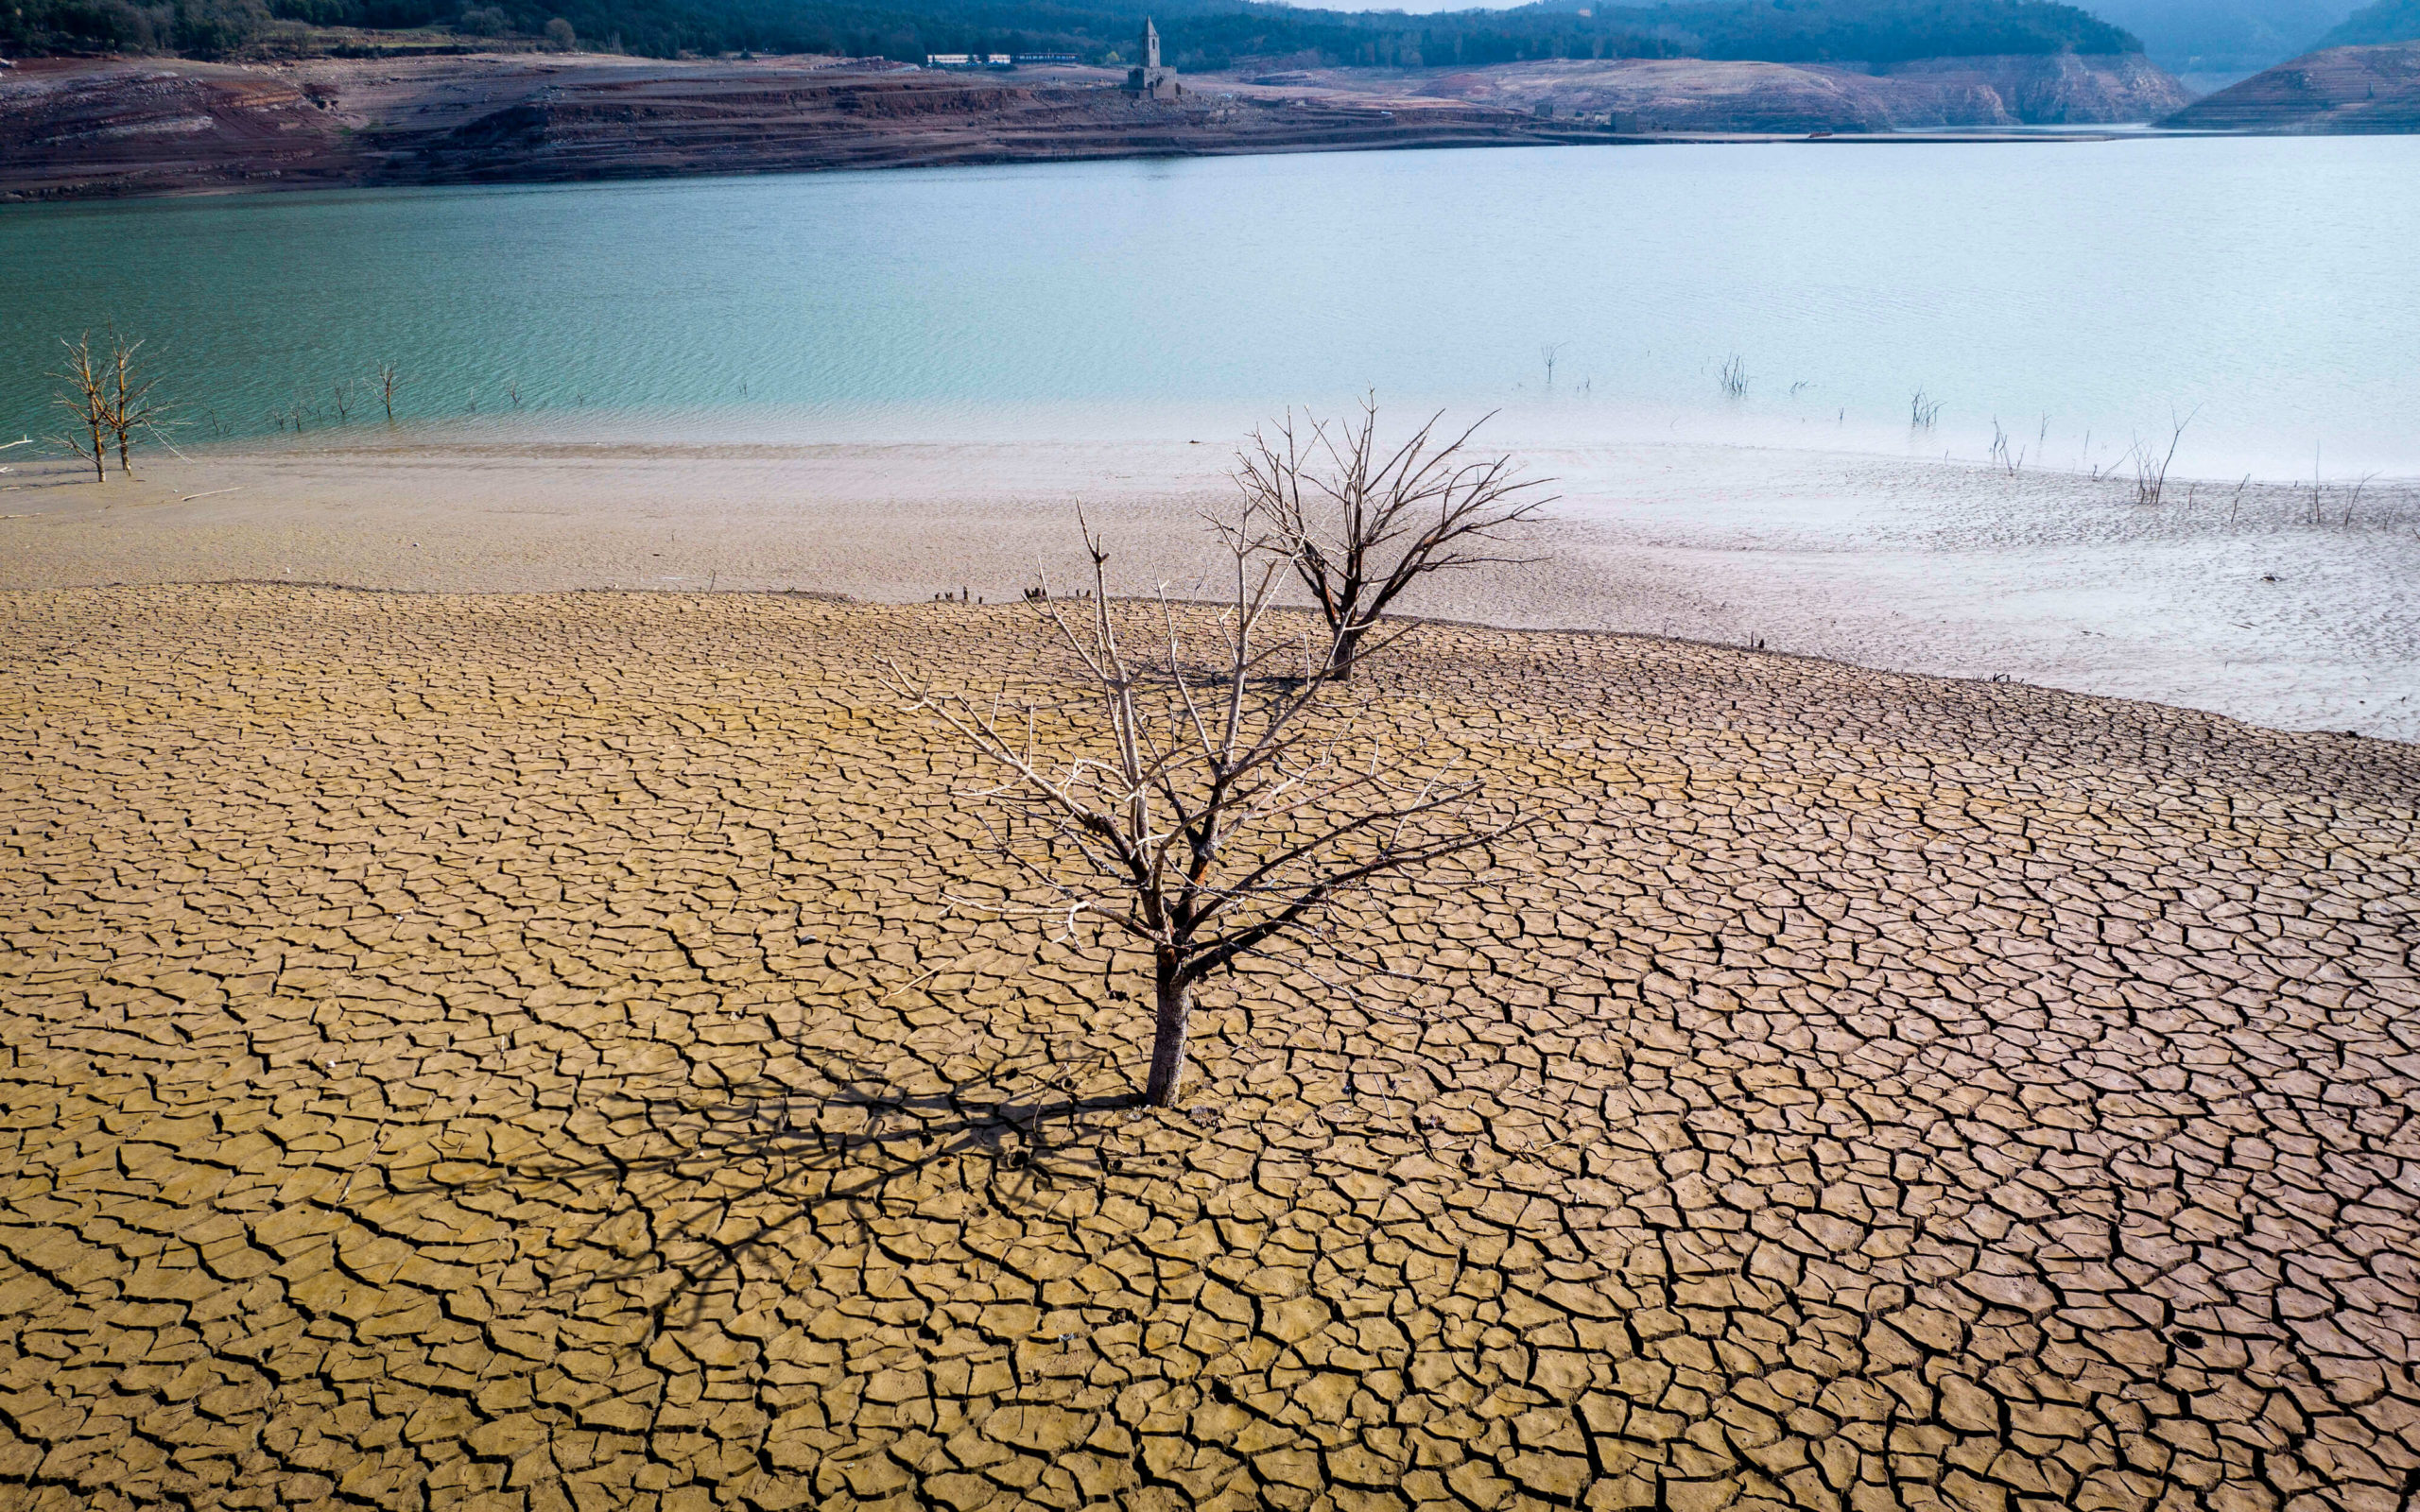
1124, 17, 1180, 98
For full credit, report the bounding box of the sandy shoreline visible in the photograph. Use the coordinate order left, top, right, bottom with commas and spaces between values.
4, 427, 2416, 741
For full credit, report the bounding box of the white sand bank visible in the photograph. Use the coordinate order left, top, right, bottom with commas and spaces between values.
3, 429, 2414, 742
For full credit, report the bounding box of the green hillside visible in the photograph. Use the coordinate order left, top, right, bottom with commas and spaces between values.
1, 0, 2142, 70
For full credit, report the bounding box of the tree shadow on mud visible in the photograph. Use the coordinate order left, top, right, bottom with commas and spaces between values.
391, 1043, 1229, 1348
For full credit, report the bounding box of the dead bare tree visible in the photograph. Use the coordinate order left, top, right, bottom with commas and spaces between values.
1233, 399, 1553, 681
102, 330, 166, 474
2342, 472, 2378, 528
886, 518, 1513, 1108
55, 330, 168, 480
1988, 418, 2026, 476
377, 362, 401, 423
53, 335, 110, 483
2128, 407, 2195, 507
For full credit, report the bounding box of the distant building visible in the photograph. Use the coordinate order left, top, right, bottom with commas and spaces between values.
1016, 52, 1079, 64
985, 54, 1012, 67
925, 53, 976, 68
1123, 18, 1181, 100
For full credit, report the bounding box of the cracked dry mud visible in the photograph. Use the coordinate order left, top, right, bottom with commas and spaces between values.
0, 583, 2415, 1512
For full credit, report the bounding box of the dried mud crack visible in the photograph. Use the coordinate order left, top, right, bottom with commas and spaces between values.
0, 583, 2414, 1512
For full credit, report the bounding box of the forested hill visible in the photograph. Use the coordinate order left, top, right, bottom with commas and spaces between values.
4, 0, 2141, 71
2322, 0, 2420, 45
2083, 0, 2359, 76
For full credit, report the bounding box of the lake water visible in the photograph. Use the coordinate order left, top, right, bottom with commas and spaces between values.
4, 134, 2416, 480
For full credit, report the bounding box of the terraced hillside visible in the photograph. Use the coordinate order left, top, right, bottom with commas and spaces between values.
0, 55, 1598, 201
0, 47, 2190, 201
2163, 39, 2420, 127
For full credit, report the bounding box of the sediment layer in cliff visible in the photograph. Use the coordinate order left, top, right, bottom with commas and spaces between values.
0, 55, 1592, 199
0, 49, 2189, 203
1332, 52, 2191, 132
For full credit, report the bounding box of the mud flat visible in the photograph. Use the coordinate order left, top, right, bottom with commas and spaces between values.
2, 431, 2414, 741
0, 581, 2414, 1509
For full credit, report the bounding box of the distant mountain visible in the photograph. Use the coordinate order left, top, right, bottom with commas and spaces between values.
2082, 0, 2360, 77
2322, 0, 2420, 44
1508, 0, 2145, 65
2162, 37, 2420, 126
3, 0, 2144, 69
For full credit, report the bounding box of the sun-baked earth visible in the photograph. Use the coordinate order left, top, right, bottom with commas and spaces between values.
0, 583, 2414, 1512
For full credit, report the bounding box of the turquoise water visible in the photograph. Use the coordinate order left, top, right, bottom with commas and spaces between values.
4, 134, 2416, 476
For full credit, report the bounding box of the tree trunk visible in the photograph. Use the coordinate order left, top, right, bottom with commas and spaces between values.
86, 421, 104, 483
1331, 621, 1366, 682
1143, 958, 1192, 1107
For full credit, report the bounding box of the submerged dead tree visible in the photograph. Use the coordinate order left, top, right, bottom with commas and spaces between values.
888, 517, 1512, 1107
2129, 407, 2197, 507
1234, 398, 1552, 679
103, 331, 166, 475
52, 329, 166, 481
53, 335, 111, 483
